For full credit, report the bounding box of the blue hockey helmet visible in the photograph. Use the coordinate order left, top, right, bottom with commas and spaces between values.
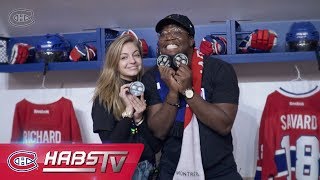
36, 34, 71, 62
286, 22, 319, 51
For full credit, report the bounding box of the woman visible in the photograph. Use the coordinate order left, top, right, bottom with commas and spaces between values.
91, 33, 160, 180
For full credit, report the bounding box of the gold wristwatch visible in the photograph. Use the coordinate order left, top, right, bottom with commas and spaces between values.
183, 88, 194, 99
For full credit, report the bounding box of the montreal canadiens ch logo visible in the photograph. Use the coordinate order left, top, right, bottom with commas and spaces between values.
7, 150, 38, 172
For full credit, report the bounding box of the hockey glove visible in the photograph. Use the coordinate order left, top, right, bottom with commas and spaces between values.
250, 29, 277, 51
10, 43, 33, 64
69, 43, 97, 61
238, 29, 277, 53
200, 35, 227, 56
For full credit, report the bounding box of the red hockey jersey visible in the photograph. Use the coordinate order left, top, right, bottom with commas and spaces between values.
11, 97, 82, 144
255, 88, 320, 180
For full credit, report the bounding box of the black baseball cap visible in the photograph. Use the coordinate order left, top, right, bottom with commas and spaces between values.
155, 14, 195, 37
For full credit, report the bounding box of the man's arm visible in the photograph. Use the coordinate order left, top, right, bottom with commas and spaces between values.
186, 94, 238, 136
147, 92, 179, 140
145, 66, 181, 140
174, 63, 239, 136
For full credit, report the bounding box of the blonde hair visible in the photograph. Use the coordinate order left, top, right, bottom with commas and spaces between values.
93, 34, 143, 120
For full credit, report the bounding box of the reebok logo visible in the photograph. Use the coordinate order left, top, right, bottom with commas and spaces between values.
289, 101, 304, 106
33, 109, 49, 114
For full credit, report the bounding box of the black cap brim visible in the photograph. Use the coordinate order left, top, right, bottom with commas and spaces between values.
155, 15, 194, 37
156, 18, 180, 33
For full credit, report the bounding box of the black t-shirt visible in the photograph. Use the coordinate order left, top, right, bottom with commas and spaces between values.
91, 96, 162, 164
141, 57, 241, 179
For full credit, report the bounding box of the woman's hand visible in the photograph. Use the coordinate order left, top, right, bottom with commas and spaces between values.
119, 83, 134, 114
129, 94, 146, 123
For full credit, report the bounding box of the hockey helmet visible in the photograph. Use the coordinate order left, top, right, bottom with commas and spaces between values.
286, 22, 319, 52
36, 34, 71, 62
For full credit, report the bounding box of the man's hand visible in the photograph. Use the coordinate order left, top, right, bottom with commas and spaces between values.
173, 64, 192, 94
159, 66, 180, 93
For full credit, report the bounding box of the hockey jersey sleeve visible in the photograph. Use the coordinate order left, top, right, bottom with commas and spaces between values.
11, 102, 23, 143
69, 100, 82, 143
255, 95, 279, 179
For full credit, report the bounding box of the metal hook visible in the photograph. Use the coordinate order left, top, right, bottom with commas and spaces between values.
41, 75, 46, 88
41, 62, 49, 88
292, 65, 303, 81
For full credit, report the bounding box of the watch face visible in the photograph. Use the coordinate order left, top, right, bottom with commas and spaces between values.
185, 89, 194, 99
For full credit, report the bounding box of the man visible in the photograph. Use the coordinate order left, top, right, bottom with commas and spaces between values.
142, 14, 241, 179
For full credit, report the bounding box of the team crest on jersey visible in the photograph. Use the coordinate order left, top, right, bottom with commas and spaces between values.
7, 150, 38, 172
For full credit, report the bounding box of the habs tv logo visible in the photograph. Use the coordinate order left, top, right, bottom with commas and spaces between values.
7, 150, 38, 172
1, 144, 142, 179
42, 150, 128, 173
6, 150, 129, 173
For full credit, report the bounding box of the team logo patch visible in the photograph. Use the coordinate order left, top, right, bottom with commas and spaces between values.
8, 8, 35, 27
7, 150, 38, 172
